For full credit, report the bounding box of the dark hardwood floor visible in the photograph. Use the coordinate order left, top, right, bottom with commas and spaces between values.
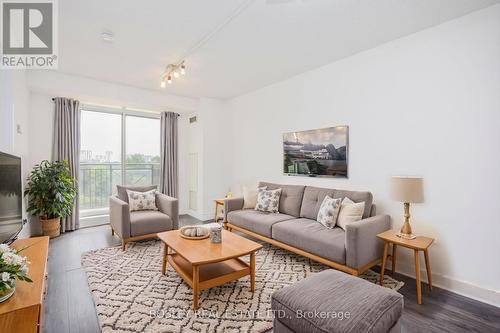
43, 216, 500, 333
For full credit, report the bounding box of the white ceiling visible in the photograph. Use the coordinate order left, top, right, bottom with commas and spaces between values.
57, 0, 499, 99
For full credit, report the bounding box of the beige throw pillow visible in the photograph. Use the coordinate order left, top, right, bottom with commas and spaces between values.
316, 195, 342, 229
126, 189, 158, 212
242, 186, 267, 209
336, 197, 365, 230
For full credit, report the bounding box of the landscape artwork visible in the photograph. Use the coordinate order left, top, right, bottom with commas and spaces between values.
283, 126, 348, 178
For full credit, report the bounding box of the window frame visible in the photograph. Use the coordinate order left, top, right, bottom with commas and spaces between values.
79, 104, 161, 217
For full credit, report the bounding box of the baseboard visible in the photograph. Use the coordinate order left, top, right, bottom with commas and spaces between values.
384, 261, 500, 308
186, 210, 211, 221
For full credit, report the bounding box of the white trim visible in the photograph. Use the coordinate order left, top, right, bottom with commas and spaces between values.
80, 214, 109, 228
382, 261, 500, 307
80, 208, 108, 218
81, 103, 161, 119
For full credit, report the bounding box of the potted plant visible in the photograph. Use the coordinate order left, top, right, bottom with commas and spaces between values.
24, 160, 77, 238
0, 244, 32, 302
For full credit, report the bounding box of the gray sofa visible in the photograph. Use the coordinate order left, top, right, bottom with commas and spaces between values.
272, 269, 403, 333
109, 185, 179, 250
225, 182, 390, 276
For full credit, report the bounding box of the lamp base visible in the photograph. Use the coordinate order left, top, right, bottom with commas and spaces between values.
396, 232, 416, 240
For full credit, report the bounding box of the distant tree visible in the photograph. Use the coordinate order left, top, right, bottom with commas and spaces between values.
151, 156, 160, 163
126, 154, 146, 163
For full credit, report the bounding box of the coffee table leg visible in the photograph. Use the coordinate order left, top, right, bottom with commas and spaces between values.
250, 252, 255, 292
193, 265, 199, 310
162, 243, 168, 275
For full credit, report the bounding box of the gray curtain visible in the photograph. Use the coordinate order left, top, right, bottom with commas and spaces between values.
160, 111, 178, 197
52, 97, 80, 232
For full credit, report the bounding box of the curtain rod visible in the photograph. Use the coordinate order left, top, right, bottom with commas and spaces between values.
51, 98, 180, 116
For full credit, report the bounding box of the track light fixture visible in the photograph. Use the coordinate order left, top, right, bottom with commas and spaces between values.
161, 61, 186, 87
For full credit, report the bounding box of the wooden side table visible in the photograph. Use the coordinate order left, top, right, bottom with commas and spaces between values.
377, 230, 434, 304
214, 198, 226, 222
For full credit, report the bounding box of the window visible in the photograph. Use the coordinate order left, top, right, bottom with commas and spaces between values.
79, 109, 160, 222
125, 116, 160, 187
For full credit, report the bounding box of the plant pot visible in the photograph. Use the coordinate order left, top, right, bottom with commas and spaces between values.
40, 217, 60, 238
0, 282, 16, 303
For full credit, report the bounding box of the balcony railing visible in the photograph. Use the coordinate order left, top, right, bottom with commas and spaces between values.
79, 162, 160, 211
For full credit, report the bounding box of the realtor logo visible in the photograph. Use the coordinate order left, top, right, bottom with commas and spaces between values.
1, 0, 58, 68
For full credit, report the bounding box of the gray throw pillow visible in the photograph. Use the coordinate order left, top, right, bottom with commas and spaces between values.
317, 195, 342, 229
255, 188, 282, 213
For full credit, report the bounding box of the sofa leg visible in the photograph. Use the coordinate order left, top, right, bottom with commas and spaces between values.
111, 228, 114, 236
121, 239, 126, 251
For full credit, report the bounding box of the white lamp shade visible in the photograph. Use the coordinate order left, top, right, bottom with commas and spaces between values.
391, 176, 424, 203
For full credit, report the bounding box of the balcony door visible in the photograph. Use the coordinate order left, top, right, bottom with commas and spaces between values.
79, 109, 160, 226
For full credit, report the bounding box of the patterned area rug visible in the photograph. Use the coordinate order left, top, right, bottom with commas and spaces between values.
82, 240, 403, 333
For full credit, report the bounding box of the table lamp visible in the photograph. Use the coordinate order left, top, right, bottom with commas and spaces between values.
391, 176, 424, 240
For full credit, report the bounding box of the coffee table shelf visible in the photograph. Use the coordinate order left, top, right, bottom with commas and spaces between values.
168, 254, 250, 290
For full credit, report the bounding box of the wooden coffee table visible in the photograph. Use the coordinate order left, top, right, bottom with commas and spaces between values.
157, 229, 263, 310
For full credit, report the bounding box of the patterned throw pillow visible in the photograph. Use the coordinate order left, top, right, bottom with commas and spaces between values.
316, 195, 342, 229
126, 189, 158, 212
255, 188, 282, 213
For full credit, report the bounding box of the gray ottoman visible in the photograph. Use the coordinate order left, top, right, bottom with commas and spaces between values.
271, 270, 403, 333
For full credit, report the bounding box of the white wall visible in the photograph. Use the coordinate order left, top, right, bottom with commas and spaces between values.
200, 98, 233, 220
228, 5, 500, 306
185, 98, 234, 221
0, 70, 32, 237
0, 71, 14, 153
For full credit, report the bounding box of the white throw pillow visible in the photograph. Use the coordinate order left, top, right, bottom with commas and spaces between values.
242, 186, 267, 209
126, 189, 158, 212
316, 195, 342, 229
336, 197, 365, 230
255, 188, 281, 213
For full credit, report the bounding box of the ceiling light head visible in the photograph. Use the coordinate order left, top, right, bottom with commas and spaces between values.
160, 80, 166, 88
160, 61, 186, 85
101, 31, 114, 43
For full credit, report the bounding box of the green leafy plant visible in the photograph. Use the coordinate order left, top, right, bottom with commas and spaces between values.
24, 160, 77, 219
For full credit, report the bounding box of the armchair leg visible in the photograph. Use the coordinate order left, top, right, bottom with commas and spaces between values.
111, 228, 115, 236
121, 239, 126, 251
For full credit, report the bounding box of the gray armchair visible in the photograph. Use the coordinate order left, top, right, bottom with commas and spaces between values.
109, 185, 179, 250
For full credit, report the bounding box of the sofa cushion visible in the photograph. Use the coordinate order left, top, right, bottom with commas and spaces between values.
300, 186, 373, 219
271, 218, 346, 263
259, 182, 305, 217
227, 209, 294, 237
117, 185, 158, 204
271, 269, 404, 333
300, 186, 336, 220
129, 210, 172, 236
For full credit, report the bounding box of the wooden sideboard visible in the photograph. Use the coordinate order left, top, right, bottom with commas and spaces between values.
0, 236, 49, 333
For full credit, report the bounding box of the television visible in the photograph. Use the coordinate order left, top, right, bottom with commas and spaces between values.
283, 126, 349, 178
0, 151, 23, 244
